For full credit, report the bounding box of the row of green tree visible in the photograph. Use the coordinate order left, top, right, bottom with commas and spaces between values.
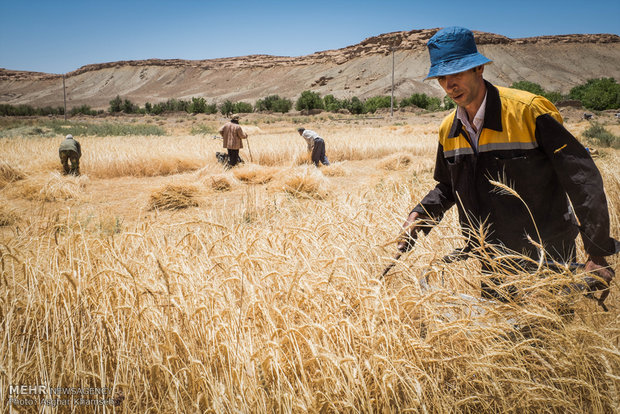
0, 104, 103, 117
1, 78, 618, 117
510, 78, 620, 111
293, 90, 456, 114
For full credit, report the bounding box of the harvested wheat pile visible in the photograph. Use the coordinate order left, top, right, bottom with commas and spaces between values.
10, 172, 89, 201
40, 173, 89, 201
7, 178, 41, 200
0, 161, 26, 188
321, 162, 348, 177
206, 174, 235, 192
148, 184, 200, 210
377, 152, 415, 170
233, 164, 280, 184
270, 166, 330, 199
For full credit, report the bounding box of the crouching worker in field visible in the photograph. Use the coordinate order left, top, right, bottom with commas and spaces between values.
219, 115, 247, 168
297, 127, 330, 167
59, 134, 81, 176
398, 27, 618, 303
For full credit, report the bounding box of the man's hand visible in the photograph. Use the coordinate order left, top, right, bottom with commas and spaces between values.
397, 211, 424, 252
585, 255, 615, 290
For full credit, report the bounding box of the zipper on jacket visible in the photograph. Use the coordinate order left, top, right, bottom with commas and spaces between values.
461, 127, 478, 156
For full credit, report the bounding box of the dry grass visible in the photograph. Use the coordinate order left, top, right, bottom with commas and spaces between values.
293, 151, 312, 166
0, 160, 26, 188
269, 166, 331, 199
0, 116, 618, 413
7, 172, 88, 201
206, 173, 235, 192
377, 151, 416, 170
321, 162, 348, 177
233, 163, 280, 184
0, 200, 19, 225
40, 173, 89, 201
148, 183, 200, 210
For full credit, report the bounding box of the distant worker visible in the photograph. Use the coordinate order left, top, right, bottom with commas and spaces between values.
297, 127, 330, 167
218, 115, 247, 167
58, 134, 81, 176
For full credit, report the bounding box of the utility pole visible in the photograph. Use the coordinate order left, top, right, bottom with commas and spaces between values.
63, 74, 67, 121
390, 47, 395, 117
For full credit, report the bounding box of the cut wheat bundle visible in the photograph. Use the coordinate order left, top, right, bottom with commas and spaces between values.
148, 183, 200, 210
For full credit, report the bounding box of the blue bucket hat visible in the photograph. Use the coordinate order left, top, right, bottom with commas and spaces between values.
425, 27, 492, 79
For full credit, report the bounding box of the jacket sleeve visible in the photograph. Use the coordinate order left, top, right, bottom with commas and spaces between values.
535, 113, 619, 257
302, 131, 313, 151
412, 142, 456, 225
76, 141, 82, 157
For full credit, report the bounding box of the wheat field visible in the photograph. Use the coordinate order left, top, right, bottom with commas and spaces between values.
0, 113, 618, 413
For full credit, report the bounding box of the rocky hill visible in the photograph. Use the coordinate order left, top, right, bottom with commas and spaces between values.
1, 28, 619, 110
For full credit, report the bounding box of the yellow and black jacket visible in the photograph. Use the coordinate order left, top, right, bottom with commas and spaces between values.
413, 81, 618, 260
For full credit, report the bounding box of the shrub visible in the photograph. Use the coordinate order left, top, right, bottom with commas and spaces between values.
186, 97, 217, 114
188, 97, 207, 114
234, 102, 253, 113
150, 103, 164, 115
0, 104, 64, 116
163, 98, 189, 113
511, 81, 545, 96
363, 96, 392, 113
346, 97, 365, 114
583, 123, 620, 148
569, 78, 620, 111
295, 91, 324, 111
220, 100, 235, 117
123, 99, 137, 114
217, 100, 252, 116
542, 91, 564, 104
70, 105, 97, 116
511, 81, 565, 103
443, 95, 456, 110
205, 103, 218, 114
109, 96, 122, 113
426, 97, 442, 111
323, 95, 344, 112
108, 96, 139, 114
401, 93, 440, 110
2, 104, 35, 116
255, 95, 293, 113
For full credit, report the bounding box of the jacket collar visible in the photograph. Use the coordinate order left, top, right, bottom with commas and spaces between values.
448, 80, 503, 138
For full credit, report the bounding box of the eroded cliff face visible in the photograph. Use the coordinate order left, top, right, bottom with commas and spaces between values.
1, 29, 619, 110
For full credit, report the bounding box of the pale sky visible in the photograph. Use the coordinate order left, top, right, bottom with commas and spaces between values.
1, 0, 618, 74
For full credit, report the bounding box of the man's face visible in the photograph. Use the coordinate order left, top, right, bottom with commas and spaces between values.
437, 66, 485, 109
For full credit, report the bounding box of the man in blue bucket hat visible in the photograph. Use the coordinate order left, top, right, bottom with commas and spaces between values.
397, 27, 617, 303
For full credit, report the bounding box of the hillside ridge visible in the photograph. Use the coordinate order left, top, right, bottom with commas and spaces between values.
1, 30, 618, 80
1, 29, 619, 110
